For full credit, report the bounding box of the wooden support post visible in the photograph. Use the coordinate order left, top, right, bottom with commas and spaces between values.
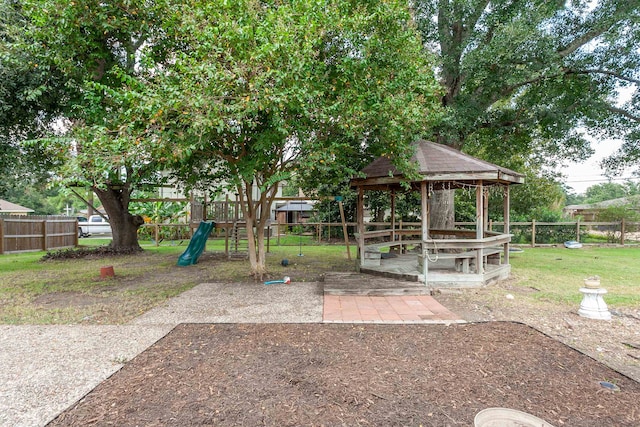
42, 219, 48, 251
483, 186, 489, 238
357, 186, 365, 268
0, 217, 4, 254
225, 194, 230, 257
531, 219, 536, 247
503, 185, 510, 265
338, 201, 351, 260
390, 190, 396, 242
576, 218, 581, 243
475, 181, 484, 273
621, 218, 626, 245
421, 181, 429, 284
155, 224, 160, 247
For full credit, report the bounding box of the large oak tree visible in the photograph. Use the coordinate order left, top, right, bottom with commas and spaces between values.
12, 0, 175, 250
412, 0, 640, 226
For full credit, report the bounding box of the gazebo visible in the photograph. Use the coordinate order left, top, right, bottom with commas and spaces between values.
350, 140, 525, 288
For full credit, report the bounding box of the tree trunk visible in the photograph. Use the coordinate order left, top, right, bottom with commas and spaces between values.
431, 135, 463, 231
238, 180, 277, 280
245, 214, 265, 278
94, 186, 144, 251
429, 189, 455, 230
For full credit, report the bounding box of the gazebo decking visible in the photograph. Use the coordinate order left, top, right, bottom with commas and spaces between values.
356, 228, 512, 288
360, 251, 511, 288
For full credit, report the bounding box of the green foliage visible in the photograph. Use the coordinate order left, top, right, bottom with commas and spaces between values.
0, 2, 68, 195
6, 0, 185, 248
597, 204, 640, 223
149, 0, 441, 190
139, 0, 442, 274
584, 181, 640, 204
413, 0, 640, 175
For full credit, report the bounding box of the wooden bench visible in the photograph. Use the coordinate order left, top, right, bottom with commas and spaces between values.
418, 247, 503, 274
418, 250, 477, 273
362, 240, 422, 266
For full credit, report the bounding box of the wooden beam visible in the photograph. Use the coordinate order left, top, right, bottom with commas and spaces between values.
421, 181, 429, 284
357, 186, 365, 268
390, 190, 396, 242
476, 181, 484, 273
130, 198, 190, 202
503, 185, 510, 265
338, 201, 351, 261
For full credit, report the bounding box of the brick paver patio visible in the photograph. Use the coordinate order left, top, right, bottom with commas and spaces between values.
323, 295, 463, 323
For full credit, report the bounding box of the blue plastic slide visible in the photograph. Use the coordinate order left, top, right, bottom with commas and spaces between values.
177, 221, 215, 266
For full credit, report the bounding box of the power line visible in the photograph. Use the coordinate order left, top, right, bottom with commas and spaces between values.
565, 176, 640, 183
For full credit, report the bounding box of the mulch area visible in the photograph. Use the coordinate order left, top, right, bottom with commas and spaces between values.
49, 322, 640, 427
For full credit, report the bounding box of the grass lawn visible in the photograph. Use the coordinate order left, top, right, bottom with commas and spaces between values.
509, 246, 640, 308
0, 239, 637, 324
0, 237, 355, 324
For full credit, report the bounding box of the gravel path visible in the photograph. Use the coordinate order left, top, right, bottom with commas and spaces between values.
0, 282, 323, 427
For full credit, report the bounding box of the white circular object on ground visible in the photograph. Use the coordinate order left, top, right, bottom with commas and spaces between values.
474, 408, 555, 427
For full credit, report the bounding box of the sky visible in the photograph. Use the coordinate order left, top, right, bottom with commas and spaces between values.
561, 87, 638, 195
561, 140, 638, 195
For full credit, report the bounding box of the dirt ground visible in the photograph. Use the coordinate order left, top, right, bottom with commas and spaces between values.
434, 276, 640, 384
49, 322, 640, 426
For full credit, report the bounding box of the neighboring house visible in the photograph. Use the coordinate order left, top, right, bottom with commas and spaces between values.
0, 199, 35, 215
564, 195, 640, 220
275, 201, 315, 225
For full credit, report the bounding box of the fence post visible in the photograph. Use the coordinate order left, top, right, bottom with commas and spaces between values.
576, 219, 580, 242
0, 217, 4, 254
42, 219, 48, 251
531, 219, 536, 247
155, 223, 160, 247
621, 218, 625, 246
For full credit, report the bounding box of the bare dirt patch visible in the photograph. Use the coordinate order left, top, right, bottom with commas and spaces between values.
49, 322, 640, 426
33, 292, 115, 308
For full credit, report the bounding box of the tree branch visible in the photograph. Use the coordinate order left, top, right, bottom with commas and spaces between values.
606, 106, 640, 122
566, 68, 640, 85
557, 2, 634, 58
557, 28, 607, 58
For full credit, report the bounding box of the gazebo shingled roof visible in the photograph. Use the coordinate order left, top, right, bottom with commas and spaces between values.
350, 140, 525, 189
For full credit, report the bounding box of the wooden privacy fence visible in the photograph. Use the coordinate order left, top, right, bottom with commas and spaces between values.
0, 215, 78, 254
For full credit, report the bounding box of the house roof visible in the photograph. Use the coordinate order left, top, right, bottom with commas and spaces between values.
350, 140, 525, 190
276, 202, 315, 212
0, 199, 35, 214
